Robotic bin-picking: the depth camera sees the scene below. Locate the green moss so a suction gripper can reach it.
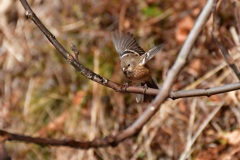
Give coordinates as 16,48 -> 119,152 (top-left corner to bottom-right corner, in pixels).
142,6 -> 163,17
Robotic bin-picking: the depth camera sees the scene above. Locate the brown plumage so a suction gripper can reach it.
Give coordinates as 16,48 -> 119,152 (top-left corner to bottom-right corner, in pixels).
112,31 -> 164,102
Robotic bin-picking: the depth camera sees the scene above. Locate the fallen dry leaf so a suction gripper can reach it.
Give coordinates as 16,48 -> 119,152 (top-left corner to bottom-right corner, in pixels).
176,16 -> 194,43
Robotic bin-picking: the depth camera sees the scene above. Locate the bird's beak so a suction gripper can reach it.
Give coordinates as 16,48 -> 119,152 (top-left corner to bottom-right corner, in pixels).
122,68 -> 127,74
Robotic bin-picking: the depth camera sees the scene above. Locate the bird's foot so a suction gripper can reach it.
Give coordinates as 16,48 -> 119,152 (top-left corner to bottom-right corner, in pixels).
142,83 -> 148,94
121,82 -> 129,91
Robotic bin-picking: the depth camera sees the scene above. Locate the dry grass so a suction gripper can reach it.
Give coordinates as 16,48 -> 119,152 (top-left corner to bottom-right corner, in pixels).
1,0 -> 240,159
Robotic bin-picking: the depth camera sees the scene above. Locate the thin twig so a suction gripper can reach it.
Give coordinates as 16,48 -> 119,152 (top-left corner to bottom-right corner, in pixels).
19,0 -> 240,98
114,0 -> 215,143
180,103 -> 223,159
213,36 -> 240,81
170,82 -> 240,99
15,0 -> 216,149
233,0 -> 240,37
212,0 -> 240,81
179,99 -> 197,160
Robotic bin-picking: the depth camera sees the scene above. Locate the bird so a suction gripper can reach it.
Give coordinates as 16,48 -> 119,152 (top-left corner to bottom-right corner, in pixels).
112,31 -> 164,102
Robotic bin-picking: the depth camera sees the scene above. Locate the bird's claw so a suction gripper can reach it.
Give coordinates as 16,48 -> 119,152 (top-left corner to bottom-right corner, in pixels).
142,84 -> 148,94
121,82 -> 129,91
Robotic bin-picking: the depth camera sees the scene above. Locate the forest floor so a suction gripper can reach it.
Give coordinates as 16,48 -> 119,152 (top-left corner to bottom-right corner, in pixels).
1,0 -> 240,159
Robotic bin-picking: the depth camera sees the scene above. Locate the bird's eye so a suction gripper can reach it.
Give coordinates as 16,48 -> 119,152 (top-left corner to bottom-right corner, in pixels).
127,64 -> 130,67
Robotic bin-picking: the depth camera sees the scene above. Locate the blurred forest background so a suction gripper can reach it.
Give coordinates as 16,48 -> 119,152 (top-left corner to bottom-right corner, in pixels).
1,0 -> 240,159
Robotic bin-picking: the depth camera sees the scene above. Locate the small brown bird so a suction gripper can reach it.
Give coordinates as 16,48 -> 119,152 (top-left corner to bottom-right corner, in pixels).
112,31 -> 164,102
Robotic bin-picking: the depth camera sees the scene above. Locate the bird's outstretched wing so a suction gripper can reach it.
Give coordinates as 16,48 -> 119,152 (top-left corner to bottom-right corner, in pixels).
112,31 -> 145,57
139,43 -> 165,66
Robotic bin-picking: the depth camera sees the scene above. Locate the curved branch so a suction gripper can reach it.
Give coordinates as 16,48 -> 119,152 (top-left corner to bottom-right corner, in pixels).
15,0 -> 220,149
0,130 -> 112,149
17,0 -> 162,97
113,0 -> 215,143
18,0 -> 231,99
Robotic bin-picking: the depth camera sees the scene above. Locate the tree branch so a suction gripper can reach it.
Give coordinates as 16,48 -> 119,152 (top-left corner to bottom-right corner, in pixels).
13,0 -> 225,149
114,0 -> 215,143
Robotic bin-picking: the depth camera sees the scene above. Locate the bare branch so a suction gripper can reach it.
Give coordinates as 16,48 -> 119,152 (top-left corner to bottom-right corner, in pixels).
233,0 -> 240,37
19,0 -> 121,93
213,35 -> 240,81
212,0 -> 240,81
113,0 -> 215,143
19,0 -> 236,99
17,0 -> 164,98
0,130 -> 114,149
15,0 -> 225,149
170,82 -> 240,99
152,0 -> 215,113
